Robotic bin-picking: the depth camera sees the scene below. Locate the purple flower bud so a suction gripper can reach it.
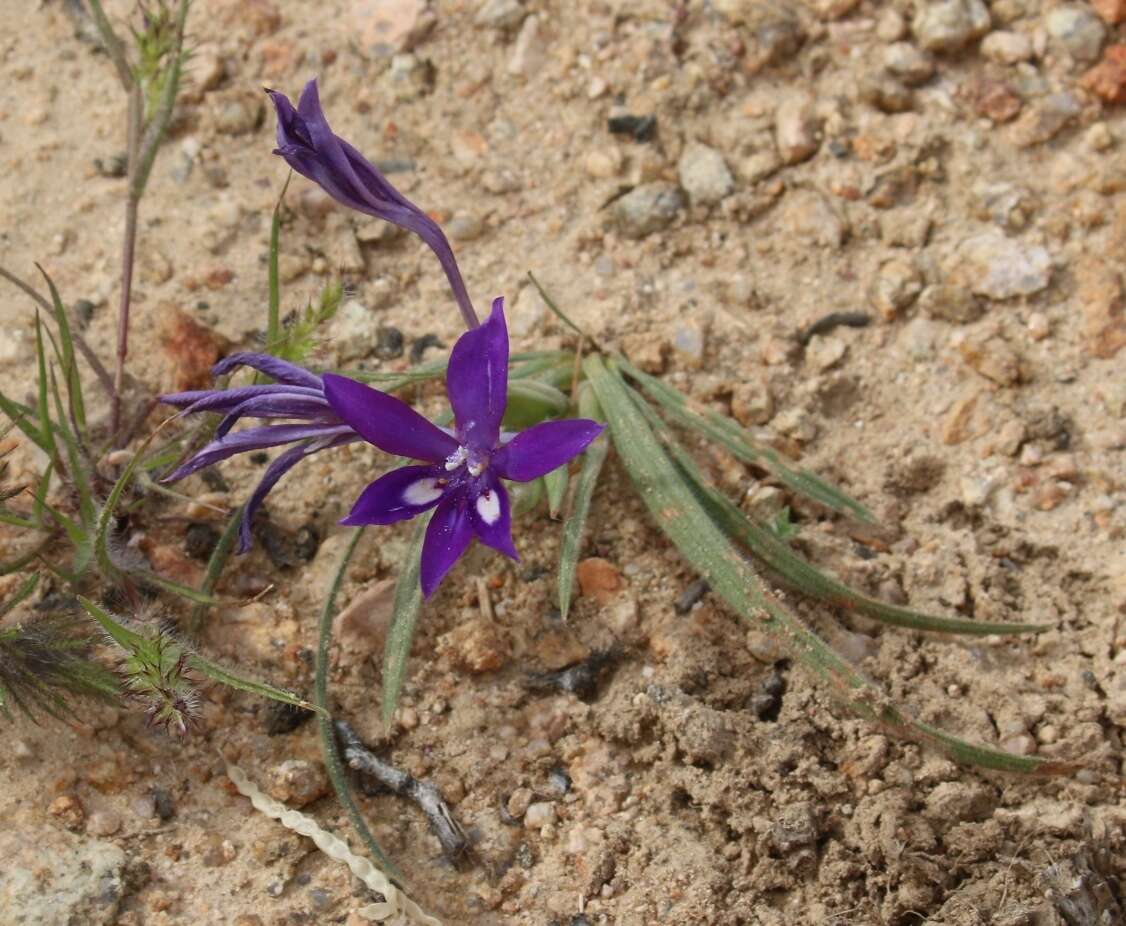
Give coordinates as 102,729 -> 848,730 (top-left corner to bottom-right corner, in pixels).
266,79 -> 479,330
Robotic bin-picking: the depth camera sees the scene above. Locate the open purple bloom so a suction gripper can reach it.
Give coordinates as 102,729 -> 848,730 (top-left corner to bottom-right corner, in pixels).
323,300 -> 604,598
266,79 -> 479,330
160,353 -> 360,552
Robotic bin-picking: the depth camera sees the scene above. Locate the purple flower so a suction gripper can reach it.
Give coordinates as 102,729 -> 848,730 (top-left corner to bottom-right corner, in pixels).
266,79 -> 479,330
160,353 -> 360,552
323,300 -> 604,597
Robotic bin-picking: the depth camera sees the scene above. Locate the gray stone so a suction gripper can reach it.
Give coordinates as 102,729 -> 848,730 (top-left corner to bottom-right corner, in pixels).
783,190 -> 847,249
329,299 -> 381,362
1010,92 -> 1082,147
1045,5 -> 1105,62
447,212 -> 485,241
612,183 -> 685,239
913,0 -> 991,53
507,14 -> 545,77
0,829 -> 127,926
775,96 -> 820,164
980,30 -> 1032,64
677,142 -> 735,205
882,42 -> 936,85
475,0 -> 524,29
918,284 -> 985,323
771,802 -> 819,852
954,231 -> 1052,300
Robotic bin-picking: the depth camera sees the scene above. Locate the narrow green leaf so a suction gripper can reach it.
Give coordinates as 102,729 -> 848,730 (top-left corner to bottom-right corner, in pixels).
544,464 -> 569,519
79,595 -> 149,651
48,366 -> 95,537
382,515 -> 429,730
586,356 -> 1071,775
39,266 -> 85,432
503,380 -> 570,430
619,358 -> 875,524
624,384 -> 1047,637
0,511 -> 38,530
34,316 -> 59,467
526,271 -> 588,340
189,508 -> 243,635
0,391 -> 48,453
266,173 -> 291,356
32,461 -> 53,529
0,540 -> 52,577
0,573 -> 39,619
558,384 -> 608,621
315,526 -> 398,874
188,653 -> 325,716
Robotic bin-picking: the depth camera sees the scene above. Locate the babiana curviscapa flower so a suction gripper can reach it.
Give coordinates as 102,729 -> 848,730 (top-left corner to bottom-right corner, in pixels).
323,300 -> 603,597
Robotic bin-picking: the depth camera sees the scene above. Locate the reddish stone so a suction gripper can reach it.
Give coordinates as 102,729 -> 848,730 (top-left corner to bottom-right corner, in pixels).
160,308 -> 228,391
970,79 -> 1022,123
575,557 -> 624,606
1092,0 -> 1126,25
1082,45 -> 1126,103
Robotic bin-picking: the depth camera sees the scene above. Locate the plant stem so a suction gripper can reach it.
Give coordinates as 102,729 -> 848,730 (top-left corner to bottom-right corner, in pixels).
315,528 -> 398,876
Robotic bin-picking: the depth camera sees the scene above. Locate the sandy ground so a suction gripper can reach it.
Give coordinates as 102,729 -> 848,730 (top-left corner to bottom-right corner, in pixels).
1,0 -> 1125,923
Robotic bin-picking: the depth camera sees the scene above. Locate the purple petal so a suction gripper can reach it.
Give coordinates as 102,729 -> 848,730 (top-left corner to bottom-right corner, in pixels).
492,419 -> 605,482
163,423 -> 353,483
211,352 -> 322,390
237,433 -> 360,552
213,395 -> 336,436
469,474 -> 517,560
339,464 -> 448,526
420,495 -> 473,598
266,80 -> 478,328
160,383 -> 324,413
447,298 -> 508,451
322,373 -> 458,463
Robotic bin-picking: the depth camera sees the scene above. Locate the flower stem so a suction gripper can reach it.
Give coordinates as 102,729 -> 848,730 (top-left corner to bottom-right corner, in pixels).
315,527 -> 399,877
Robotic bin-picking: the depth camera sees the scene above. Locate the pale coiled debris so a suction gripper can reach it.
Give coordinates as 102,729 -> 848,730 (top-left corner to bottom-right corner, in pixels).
225,762 -> 441,925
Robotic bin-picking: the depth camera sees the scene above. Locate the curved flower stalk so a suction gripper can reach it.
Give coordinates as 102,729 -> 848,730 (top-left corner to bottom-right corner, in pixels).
160,352 -> 359,551
267,78 -> 479,330
324,300 -> 603,597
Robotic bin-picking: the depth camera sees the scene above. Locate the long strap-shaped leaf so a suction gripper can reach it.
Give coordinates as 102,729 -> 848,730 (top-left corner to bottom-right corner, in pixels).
558,385 -> 609,620
619,358 -> 874,523
625,386 -> 1049,637
382,515 -> 430,729
586,356 -> 1073,775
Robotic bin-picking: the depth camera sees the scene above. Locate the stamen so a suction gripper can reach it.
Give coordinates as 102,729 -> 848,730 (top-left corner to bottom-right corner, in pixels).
444,446 -> 468,471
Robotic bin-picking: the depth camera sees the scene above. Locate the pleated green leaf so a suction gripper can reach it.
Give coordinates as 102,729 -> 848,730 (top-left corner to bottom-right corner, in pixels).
620,358 -> 874,524
586,355 -> 1073,775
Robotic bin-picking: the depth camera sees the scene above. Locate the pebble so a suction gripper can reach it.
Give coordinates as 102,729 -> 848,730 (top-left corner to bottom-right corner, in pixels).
971,78 -> 1022,123
980,30 -> 1033,64
509,283 -> 548,337
1081,45 -> 1126,103
883,43 -> 936,85
672,319 -> 706,368
524,802 -> 556,829
86,810 -> 122,837
771,802 -> 819,853
353,0 -> 428,57
1027,311 -> 1050,340
266,759 -> 329,808
1075,256 -> 1126,358
912,0 -> 991,53
731,378 -> 774,425
160,309 -> 227,391
584,146 -> 622,179
508,14 -> 545,77
677,142 -> 735,206
956,334 -> 1022,386
334,578 -> 396,655
576,558 -> 623,606
783,190 -> 847,249
49,794 -> 86,831
876,8 -> 907,41
211,94 -> 263,136
868,259 -> 923,320
447,212 -> 485,241
611,183 -> 685,239
774,97 -> 820,165
860,74 -> 913,114
805,334 -> 847,371
953,231 -> 1051,300
439,618 -> 508,673
733,3 -> 805,73
330,299 -> 381,362
475,0 -> 524,30
185,522 -> 220,561
1044,5 -> 1105,62
506,788 -> 533,819
1010,92 -> 1081,147
1093,0 -> 1126,25
918,284 -> 984,323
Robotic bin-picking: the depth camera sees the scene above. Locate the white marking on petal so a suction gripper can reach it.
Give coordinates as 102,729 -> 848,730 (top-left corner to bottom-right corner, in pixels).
476,490 -> 501,526
403,478 -> 444,506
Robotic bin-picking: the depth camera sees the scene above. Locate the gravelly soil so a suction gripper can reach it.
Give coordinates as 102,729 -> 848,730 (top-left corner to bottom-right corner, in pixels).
1,1 -> 1125,924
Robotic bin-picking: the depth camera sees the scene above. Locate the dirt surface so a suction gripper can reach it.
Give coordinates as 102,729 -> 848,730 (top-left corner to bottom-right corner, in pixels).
2,0 -> 1126,923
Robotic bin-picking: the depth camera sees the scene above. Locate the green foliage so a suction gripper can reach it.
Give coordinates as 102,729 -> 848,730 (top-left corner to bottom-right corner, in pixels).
80,596 -> 321,733
381,517 -> 429,729
586,355 -> 1070,774
0,576 -> 119,722
267,279 -> 343,366
130,2 -> 191,124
